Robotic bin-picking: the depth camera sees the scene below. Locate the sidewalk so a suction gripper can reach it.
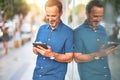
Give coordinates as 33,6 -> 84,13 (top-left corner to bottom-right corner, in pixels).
0,40 -> 80,80
0,40 -> 120,80
0,41 -> 36,80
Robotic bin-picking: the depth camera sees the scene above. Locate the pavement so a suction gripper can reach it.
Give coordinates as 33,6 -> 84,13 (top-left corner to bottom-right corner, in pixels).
0,39 -> 80,80
0,40 -> 36,80
0,39 -> 120,80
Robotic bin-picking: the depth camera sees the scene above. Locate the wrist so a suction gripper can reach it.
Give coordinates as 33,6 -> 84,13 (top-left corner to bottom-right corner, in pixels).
91,53 -> 100,60
50,52 -> 55,60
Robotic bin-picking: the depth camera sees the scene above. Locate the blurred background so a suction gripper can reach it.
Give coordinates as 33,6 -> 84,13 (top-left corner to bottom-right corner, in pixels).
0,0 -> 120,80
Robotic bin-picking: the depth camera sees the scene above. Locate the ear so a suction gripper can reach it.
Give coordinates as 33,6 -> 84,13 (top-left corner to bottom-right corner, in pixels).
86,11 -> 88,17
60,11 -> 63,16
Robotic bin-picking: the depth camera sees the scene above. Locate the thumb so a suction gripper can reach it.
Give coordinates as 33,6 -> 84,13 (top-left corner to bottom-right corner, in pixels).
47,45 -> 51,49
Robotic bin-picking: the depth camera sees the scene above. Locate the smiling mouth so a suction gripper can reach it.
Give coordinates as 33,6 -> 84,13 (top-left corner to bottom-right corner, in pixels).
49,21 -> 56,27
49,20 -> 54,23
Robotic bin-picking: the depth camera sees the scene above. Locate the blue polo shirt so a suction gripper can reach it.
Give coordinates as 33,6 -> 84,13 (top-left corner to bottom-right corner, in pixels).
74,20 -> 111,80
33,21 -> 73,80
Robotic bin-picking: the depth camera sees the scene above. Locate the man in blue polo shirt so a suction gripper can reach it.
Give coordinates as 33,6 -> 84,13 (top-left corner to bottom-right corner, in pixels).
32,0 -> 73,80
74,0 -> 116,80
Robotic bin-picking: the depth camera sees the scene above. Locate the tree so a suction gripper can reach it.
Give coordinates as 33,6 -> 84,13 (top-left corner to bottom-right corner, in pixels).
0,0 -> 30,19
102,0 -> 120,15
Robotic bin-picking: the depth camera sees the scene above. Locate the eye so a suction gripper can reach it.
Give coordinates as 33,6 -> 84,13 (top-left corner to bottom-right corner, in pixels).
46,15 -> 49,17
51,15 -> 56,17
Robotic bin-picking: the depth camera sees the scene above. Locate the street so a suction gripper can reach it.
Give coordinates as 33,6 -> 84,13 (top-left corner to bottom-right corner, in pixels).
0,40 -> 120,80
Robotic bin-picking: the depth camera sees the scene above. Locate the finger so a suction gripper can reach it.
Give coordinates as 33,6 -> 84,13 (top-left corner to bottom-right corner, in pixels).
36,48 -> 45,55
37,45 -> 47,50
33,48 -> 38,55
106,46 -> 115,51
47,45 -> 51,49
106,47 -> 116,54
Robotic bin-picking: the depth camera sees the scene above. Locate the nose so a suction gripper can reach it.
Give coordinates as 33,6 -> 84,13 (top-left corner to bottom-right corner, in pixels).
96,16 -> 102,21
47,16 -> 52,22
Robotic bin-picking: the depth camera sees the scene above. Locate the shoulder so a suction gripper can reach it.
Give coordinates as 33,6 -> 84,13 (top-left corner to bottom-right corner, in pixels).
38,23 -> 49,30
74,24 -> 85,33
61,23 -> 73,33
98,24 -> 106,31
99,24 -> 105,29
64,25 -> 73,31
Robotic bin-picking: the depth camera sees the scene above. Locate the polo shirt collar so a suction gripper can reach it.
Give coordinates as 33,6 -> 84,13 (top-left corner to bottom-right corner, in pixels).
83,19 -> 101,30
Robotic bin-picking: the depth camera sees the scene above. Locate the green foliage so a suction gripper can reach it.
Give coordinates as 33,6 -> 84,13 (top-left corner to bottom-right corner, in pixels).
75,4 -> 86,14
114,0 -> 120,14
102,0 -> 120,15
13,0 -> 30,17
0,0 -> 30,19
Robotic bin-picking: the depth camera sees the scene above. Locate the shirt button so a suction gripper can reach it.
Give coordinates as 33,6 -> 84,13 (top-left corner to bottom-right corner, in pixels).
104,66 -> 107,69
43,58 -> 46,60
41,67 -> 43,69
39,75 -> 42,77
48,38 -> 50,41
101,58 -> 104,60
97,39 -> 100,41
104,75 -> 107,77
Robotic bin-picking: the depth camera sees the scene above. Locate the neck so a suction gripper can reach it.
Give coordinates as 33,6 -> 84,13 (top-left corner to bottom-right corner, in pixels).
91,26 -> 97,30
50,20 -> 61,30
86,20 -> 97,30
51,26 -> 56,30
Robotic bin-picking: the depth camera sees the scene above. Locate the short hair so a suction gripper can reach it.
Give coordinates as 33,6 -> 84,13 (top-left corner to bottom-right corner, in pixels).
45,0 -> 62,13
86,0 -> 104,13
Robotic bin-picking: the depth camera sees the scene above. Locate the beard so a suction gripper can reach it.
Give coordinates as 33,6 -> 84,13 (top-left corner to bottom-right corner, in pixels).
49,20 -> 59,28
90,21 -> 100,28
49,21 -> 56,27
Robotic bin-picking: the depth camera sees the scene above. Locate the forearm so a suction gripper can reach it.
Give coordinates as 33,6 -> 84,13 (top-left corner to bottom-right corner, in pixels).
74,51 -> 108,63
33,46 -> 73,63
74,52 -> 94,63
53,52 -> 73,63
74,46 -> 117,63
